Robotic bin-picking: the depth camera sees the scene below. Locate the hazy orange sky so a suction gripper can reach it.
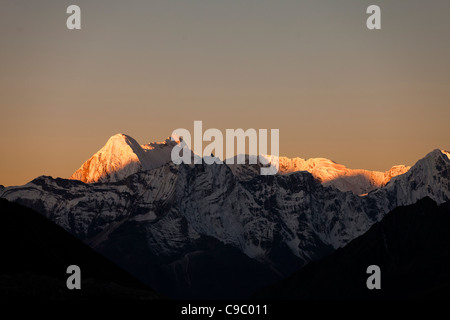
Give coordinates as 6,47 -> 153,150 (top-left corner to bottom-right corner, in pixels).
1,0 -> 450,186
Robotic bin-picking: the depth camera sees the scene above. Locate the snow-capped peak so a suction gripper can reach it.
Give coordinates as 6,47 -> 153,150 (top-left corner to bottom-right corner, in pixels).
440,149 -> 450,160
413,149 -> 450,168
229,154 -> 410,195
70,133 -> 413,194
276,156 -> 410,194
70,133 -> 177,183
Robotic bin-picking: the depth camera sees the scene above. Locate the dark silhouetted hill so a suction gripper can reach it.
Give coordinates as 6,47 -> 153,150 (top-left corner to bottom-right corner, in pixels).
0,198 -> 160,299
255,197 -> 450,299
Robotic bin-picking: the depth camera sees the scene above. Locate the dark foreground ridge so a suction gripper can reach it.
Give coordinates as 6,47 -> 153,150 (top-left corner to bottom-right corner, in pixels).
255,197 -> 450,299
0,198 -> 160,299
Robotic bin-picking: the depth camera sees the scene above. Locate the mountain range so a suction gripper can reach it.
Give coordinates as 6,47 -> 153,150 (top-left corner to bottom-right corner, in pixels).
69,133 -> 410,195
1,133 -> 449,298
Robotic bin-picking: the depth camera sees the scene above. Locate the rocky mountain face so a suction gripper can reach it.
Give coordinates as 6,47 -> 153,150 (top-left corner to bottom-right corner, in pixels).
255,197 -> 450,299
1,133 -> 449,298
362,149 -> 450,221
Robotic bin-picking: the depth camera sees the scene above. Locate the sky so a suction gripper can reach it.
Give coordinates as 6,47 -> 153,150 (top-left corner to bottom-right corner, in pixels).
1,0 -> 450,186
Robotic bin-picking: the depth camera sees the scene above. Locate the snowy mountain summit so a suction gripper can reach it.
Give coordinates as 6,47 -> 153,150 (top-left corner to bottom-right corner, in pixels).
70,133 -> 410,195
276,156 -> 410,194
70,134 -> 177,183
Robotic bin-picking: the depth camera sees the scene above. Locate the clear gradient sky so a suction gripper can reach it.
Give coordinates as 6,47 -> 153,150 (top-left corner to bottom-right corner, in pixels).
1,0 -> 450,186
